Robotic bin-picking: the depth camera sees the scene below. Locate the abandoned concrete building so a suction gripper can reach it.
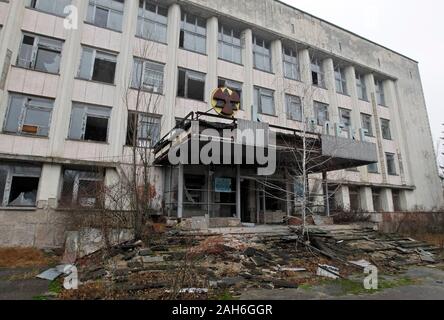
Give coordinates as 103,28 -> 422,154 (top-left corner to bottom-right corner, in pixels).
0,0 -> 442,247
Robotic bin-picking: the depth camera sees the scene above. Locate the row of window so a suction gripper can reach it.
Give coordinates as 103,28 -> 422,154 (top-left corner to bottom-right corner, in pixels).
24,0 -> 388,106
0,162 -> 104,208
3,93 -> 161,147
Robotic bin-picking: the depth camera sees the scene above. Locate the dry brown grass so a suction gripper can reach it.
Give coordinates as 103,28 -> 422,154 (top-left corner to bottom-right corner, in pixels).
0,247 -> 57,268
413,234 -> 444,249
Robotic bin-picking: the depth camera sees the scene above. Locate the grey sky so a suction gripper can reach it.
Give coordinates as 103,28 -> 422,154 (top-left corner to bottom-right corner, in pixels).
282,0 -> 444,146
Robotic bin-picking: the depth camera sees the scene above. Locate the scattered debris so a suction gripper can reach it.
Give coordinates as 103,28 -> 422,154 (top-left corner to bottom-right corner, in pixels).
178,288 -> 209,294
349,260 -> 372,269
37,265 -> 75,281
317,264 -> 340,279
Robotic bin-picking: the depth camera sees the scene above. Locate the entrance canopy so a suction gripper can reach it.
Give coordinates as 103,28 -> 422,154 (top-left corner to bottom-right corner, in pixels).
153,112 -> 378,174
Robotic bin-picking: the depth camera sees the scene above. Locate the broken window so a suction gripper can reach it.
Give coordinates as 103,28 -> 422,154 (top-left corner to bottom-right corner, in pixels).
0,164 -> 41,208
349,187 -> 361,212
137,0 -> 168,43
254,87 -> 275,115
26,0 -> 71,16
3,94 -> 54,137
314,101 -> 329,126
17,34 -> 63,74
311,57 -> 325,88
386,153 -> 397,176
177,68 -> 206,101
334,64 -> 347,94
339,108 -> 351,130
179,12 -> 206,54
218,25 -> 242,64
218,78 -> 242,107
356,73 -> 368,101
86,0 -> 125,31
126,112 -> 160,148
60,168 -> 104,208
78,47 -> 117,84
283,46 -> 299,80
68,103 -> 111,142
253,36 -> 272,72
131,58 -> 164,93
286,94 -> 302,121
375,79 -> 386,106
381,118 -> 392,140
361,113 -> 374,137
368,162 -> 379,174
372,188 -> 382,212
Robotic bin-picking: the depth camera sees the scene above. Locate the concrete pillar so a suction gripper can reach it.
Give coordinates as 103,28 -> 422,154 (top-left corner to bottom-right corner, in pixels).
177,164 -> 184,218
0,1 -> 25,121
162,3 -> 181,136
271,39 -> 285,123
322,58 -> 339,125
359,187 -> 374,212
236,165 -> 241,220
381,188 -> 394,212
49,0 -> 89,156
399,190 -> 413,211
37,164 -> 62,209
206,16 -> 218,107
322,172 -> 330,216
299,49 -> 314,119
385,80 -> 410,185
109,0 -> 139,157
335,185 -> 350,212
242,29 -> 254,120
367,73 -> 388,183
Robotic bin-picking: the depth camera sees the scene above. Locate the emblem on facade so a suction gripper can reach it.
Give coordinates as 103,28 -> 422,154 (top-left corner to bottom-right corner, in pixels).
211,87 -> 241,118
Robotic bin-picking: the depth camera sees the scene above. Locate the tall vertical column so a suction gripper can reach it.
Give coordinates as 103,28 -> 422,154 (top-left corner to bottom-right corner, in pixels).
162,3 -> 181,136
335,185 -> 351,212
236,165 -> 241,220
359,187 -> 374,212
177,164 -> 184,218
367,73 -> 388,183
206,16 -> 218,107
47,0 -> 88,156
323,58 -> 339,125
37,164 -> 63,209
385,80 -> 410,185
0,1 -> 25,121
271,39 -> 285,123
242,29 -> 254,120
299,49 -> 313,119
381,188 -> 394,212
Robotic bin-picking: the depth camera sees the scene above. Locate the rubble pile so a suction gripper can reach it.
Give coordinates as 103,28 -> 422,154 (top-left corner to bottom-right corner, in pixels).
59,225 -> 443,300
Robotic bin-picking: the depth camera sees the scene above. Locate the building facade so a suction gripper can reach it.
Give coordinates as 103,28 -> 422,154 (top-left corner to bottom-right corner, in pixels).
0,0 -> 442,247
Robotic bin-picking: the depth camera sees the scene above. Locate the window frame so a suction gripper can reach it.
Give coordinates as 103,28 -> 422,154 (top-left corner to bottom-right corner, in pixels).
356,73 -> 368,101
86,0 -> 125,32
385,152 -> 397,176
285,94 -> 302,122
126,111 -> 161,148
380,118 -> 392,140
3,93 -> 54,137
17,33 -> 63,74
375,79 -> 386,106
78,46 -> 117,84
131,57 -> 165,94
26,0 -> 71,17
314,101 -> 329,126
283,46 -> 300,81
253,36 -> 272,73
177,68 -> 206,102
136,0 -> 168,43
334,64 -> 347,95
361,113 -> 374,137
68,103 -> 112,143
218,25 -> 242,65
60,168 -> 104,208
254,86 -> 275,116
180,12 -> 207,55
368,162 -> 379,174
311,57 -> 325,89
218,78 -> 243,108
338,108 -> 352,130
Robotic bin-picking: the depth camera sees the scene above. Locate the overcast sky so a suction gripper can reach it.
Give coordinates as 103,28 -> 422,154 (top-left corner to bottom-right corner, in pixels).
282,0 -> 444,147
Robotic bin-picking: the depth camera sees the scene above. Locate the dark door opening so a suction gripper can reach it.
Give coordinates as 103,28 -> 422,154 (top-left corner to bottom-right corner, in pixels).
8,176 -> 39,207
240,180 -> 250,223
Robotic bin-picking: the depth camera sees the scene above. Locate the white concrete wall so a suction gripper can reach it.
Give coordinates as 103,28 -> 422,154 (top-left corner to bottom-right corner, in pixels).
0,0 -> 441,217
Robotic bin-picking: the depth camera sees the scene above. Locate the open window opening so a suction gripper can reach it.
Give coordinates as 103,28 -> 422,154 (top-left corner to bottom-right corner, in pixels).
60,168 -> 104,208
177,68 -> 206,101
0,164 -> 41,208
68,103 -> 111,143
